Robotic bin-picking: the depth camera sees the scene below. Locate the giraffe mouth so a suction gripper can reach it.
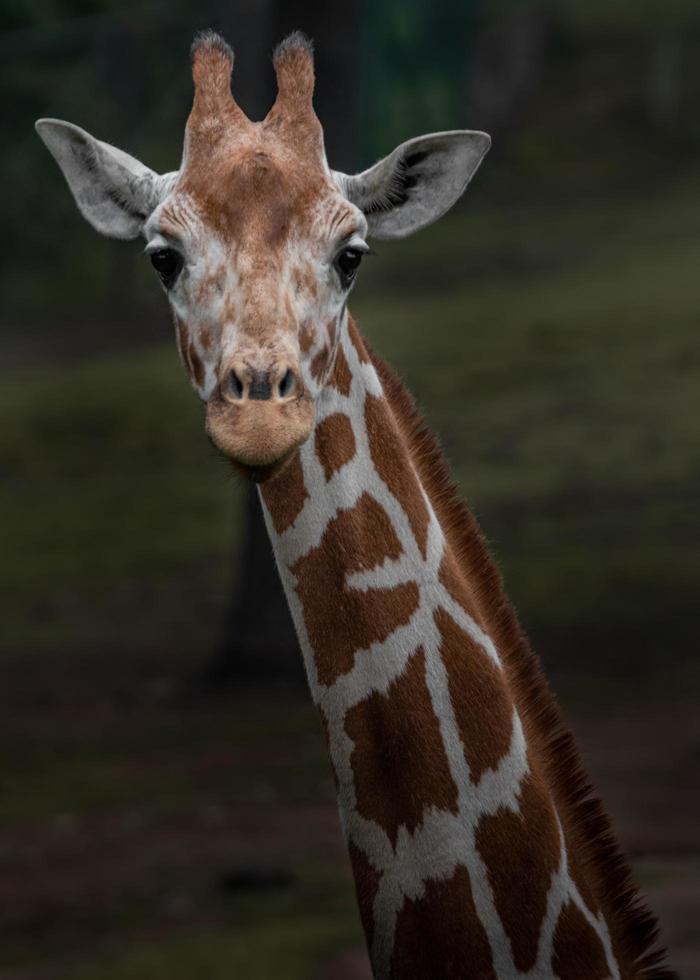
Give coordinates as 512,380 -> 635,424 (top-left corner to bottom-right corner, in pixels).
231,453 -> 296,484
204,393 -> 314,479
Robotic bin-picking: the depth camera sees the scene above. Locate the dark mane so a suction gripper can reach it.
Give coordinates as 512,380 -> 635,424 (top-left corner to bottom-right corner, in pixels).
363,326 -> 676,980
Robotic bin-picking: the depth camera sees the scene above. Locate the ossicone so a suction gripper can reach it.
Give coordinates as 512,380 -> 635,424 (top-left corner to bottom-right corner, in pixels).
272,30 -> 315,104
188,29 -> 248,133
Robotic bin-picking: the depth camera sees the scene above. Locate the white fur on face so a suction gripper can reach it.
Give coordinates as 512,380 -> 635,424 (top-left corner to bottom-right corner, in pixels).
144,186 -> 368,408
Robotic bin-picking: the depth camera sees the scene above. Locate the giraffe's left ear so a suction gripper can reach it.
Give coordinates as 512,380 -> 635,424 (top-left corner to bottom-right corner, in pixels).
35,118 -> 176,240
336,130 -> 490,240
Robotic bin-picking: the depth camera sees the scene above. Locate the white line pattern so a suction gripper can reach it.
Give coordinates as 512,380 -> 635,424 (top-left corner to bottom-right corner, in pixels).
261,312 -> 620,980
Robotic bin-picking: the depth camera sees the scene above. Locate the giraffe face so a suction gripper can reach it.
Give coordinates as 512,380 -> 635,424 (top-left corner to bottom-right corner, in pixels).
36,30 -> 490,480
143,145 -> 369,478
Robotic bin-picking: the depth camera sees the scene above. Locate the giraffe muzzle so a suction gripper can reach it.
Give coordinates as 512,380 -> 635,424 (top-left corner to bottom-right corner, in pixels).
205,359 -> 313,479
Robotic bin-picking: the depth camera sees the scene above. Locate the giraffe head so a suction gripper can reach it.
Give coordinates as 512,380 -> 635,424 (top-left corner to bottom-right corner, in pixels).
36,31 -> 490,480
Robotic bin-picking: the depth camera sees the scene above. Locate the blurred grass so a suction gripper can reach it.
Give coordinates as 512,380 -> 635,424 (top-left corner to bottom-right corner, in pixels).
0,344 -> 240,657
65,881 -> 361,980
0,688 -> 362,977
0,698 -> 326,825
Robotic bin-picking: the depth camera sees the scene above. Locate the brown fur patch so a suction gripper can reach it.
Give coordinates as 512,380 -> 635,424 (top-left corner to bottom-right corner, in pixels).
200,327 -> 212,350
260,450 -> 308,534
330,345 -> 353,396
291,492 -> 420,686
299,321 -> 314,354
314,412 -> 356,481
390,865 -> 497,979
475,771 -> 561,972
348,319 -> 370,363
292,265 -> 318,300
311,346 -> 330,383
438,552 -> 485,627
363,323 -> 674,979
552,901 -> 611,980
365,392 -> 430,559
348,842 -> 382,952
565,826 -> 600,917
434,607 -> 512,783
345,647 -> 458,847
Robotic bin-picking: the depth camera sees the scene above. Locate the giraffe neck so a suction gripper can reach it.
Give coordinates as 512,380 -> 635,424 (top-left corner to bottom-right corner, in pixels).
259,315 -> 666,980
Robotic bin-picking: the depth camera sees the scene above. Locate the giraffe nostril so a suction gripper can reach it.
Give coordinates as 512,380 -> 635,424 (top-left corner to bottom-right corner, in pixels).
228,369 -> 244,400
278,368 -> 296,398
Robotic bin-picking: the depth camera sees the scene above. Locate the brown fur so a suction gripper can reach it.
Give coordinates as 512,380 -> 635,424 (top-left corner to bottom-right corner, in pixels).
438,551 -> 486,627
314,412 -> 356,481
329,344 -> 353,396
434,606 -> 514,783
310,345 -> 330,383
390,865 -> 497,980
299,322 -> 315,354
260,450 -> 307,534
475,770 -> 562,971
365,392 -> 430,559
552,902 -> 611,980
357,319 -> 675,979
349,841 -> 382,952
344,646 -> 459,848
291,492 -> 420,687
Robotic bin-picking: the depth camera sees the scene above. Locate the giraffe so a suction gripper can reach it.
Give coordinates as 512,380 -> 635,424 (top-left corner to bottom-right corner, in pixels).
35,31 -> 676,980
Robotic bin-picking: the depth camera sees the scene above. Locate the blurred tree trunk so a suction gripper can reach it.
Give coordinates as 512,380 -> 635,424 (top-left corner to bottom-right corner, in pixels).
201,1 -> 360,689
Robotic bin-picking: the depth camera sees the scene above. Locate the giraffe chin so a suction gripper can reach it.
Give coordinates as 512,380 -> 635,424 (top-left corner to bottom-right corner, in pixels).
230,453 -> 294,484
205,395 -> 314,483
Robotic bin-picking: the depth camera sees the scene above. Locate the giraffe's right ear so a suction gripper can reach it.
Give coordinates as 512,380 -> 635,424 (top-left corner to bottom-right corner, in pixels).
35,118 -> 176,240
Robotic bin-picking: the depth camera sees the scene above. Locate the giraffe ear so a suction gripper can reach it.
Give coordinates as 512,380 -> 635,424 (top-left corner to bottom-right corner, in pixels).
337,130 -> 490,240
35,118 -> 176,240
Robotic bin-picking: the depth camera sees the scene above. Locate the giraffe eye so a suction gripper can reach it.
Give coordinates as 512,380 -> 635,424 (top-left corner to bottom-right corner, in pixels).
149,247 -> 183,288
334,247 -> 364,288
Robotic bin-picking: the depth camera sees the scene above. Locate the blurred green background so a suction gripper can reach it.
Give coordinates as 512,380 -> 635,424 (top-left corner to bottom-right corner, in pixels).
1,1 -> 698,977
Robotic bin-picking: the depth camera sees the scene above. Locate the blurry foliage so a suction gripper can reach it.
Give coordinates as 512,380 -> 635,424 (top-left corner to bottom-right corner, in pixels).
358,0 -> 480,156
561,0 -> 700,33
